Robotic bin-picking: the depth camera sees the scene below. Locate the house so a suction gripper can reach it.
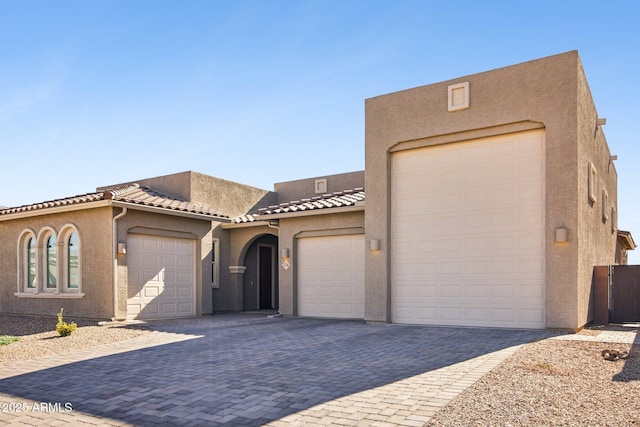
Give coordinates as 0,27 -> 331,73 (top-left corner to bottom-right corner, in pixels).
364,50 -> 619,330
0,172 -> 276,320
0,51 -> 630,330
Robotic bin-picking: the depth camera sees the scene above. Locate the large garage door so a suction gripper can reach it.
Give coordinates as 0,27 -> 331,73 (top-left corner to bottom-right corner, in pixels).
127,234 -> 196,320
391,131 -> 545,329
298,235 -> 365,319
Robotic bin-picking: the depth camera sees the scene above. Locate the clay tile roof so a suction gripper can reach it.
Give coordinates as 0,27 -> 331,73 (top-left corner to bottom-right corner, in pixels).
0,184 -> 228,219
256,188 -> 365,216
231,214 -> 260,224
110,185 -> 228,218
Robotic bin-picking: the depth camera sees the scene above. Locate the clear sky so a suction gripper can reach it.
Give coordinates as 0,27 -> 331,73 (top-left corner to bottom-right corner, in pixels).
2,1 -> 640,260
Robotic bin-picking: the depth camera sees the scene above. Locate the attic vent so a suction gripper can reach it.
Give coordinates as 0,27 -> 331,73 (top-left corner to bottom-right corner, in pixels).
448,82 -> 469,111
315,179 -> 327,194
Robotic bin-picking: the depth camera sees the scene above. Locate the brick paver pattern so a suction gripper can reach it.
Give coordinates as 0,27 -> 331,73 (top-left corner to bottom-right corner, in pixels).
0,314 -> 598,426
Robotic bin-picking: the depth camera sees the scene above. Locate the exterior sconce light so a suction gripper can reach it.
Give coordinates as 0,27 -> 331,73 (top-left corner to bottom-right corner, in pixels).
117,243 -> 127,254
370,239 -> 380,251
555,227 -> 568,243
281,248 -> 291,271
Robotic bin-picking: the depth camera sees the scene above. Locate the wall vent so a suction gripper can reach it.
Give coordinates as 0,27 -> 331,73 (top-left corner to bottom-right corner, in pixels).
315,179 -> 327,194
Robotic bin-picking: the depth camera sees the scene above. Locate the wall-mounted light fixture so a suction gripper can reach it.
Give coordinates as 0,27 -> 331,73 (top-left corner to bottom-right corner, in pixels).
281,248 -> 289,259
370,239 -> 380,251
555,227 -> 568,243
117,243 -> 127,254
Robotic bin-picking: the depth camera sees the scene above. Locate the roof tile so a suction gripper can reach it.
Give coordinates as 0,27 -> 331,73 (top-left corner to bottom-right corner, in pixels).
0,184 -> 228,219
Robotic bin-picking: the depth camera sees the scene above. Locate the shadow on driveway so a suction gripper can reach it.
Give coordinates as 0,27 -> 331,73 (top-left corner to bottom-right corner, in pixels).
0,314 -> 548,426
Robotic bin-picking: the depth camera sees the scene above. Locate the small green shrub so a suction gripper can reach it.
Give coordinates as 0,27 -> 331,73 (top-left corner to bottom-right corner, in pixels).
0,335 -> 19,346
56,308 -> 77,337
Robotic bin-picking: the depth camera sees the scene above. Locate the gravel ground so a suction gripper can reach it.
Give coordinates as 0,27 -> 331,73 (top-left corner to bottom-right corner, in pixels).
427,338 -> 640,426
0,315 -> 151,366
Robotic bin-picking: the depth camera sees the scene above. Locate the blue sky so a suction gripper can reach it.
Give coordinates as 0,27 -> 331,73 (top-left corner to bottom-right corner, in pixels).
2,1 -> 640,258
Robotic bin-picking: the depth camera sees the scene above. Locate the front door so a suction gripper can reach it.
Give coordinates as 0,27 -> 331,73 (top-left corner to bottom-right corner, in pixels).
258,245 -> 273,309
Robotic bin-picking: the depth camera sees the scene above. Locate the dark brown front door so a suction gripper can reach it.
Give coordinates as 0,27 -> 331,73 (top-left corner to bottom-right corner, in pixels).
259,246 -> 273,309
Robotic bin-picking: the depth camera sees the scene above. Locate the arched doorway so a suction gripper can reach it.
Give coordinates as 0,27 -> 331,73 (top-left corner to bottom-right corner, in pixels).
242,234 -> 278,311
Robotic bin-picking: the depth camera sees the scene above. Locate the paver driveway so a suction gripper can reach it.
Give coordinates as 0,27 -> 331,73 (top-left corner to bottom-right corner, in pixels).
0,314 -> 548,426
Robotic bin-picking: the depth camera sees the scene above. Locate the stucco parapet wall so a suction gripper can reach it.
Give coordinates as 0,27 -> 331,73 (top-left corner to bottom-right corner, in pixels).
0,184 -> 230,222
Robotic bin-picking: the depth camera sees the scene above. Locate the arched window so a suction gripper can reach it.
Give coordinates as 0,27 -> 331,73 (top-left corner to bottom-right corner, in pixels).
16,225 -> 84,297
27,237 -> 36,289
67,232 -> 79,289
46,234 -> 57,289
18,229 -> 38,293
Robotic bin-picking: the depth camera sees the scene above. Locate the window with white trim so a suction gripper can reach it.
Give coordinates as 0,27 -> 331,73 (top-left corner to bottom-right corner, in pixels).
45,234 -> 57,290
17,230 -> 38,293
59,225 -> 81,292
16,225 -> 84,297
27,237 -> 36,290
67,233 -> 80,289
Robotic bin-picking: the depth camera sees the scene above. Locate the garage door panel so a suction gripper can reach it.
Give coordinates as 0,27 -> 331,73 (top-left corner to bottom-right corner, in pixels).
127,235 -> 195,320
391,131 -> 545,329
298,235 -> 365,319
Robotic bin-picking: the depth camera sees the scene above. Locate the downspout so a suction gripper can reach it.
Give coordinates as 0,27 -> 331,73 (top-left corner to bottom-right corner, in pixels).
112,207 -> 128,321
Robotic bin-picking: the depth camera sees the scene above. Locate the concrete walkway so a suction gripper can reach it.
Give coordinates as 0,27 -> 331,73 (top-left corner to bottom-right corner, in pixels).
0,315 -> 635,426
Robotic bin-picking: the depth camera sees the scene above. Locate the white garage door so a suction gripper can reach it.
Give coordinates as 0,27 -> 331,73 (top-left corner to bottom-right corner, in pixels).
298,235 -> 365,319
127,234 -> 196,320
391,131 -> 545,329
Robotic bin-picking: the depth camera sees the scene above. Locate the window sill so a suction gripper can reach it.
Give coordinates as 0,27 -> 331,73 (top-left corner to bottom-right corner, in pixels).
15,292 -> 85,299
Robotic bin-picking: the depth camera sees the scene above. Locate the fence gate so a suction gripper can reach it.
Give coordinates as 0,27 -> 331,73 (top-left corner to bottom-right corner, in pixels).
611,265 -> 640,323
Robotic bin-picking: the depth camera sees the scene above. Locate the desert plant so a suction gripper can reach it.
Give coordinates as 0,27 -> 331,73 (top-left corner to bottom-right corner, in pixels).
0,335 -> 18,346
56,308 -> 77,337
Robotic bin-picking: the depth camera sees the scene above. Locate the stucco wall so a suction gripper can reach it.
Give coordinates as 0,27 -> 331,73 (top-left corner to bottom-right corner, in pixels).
115,209 -> 213,319
0,207 -> 114,319
277,210 -> 365,316
108,171 -> 276,218
365,51 -> 616,329
214,224 -> 277,312
576,59 -> 618,326
274,171 -> 364,204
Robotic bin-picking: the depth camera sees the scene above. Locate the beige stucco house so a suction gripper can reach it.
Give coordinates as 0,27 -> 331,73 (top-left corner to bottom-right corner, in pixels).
0,51 -> 629,330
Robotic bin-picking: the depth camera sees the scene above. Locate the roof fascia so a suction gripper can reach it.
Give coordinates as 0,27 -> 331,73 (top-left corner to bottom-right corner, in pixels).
221,221 -> 271,230
254,205 -> 364,220
0,200 -> 111,222
110,201 -> 231,223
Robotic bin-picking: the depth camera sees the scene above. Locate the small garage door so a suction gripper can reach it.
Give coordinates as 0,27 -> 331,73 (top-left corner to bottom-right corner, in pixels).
391,131 -> 545,329
298,235 -> 365,319
127,234 -> 195,320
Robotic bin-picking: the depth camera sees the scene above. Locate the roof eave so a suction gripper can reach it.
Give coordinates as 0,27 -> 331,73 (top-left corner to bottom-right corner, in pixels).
110,201 -> 231,222
0,200 -> 111,222
222,221 -> 272,230
256,204 -> 364,220
617,230 -> 637,250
